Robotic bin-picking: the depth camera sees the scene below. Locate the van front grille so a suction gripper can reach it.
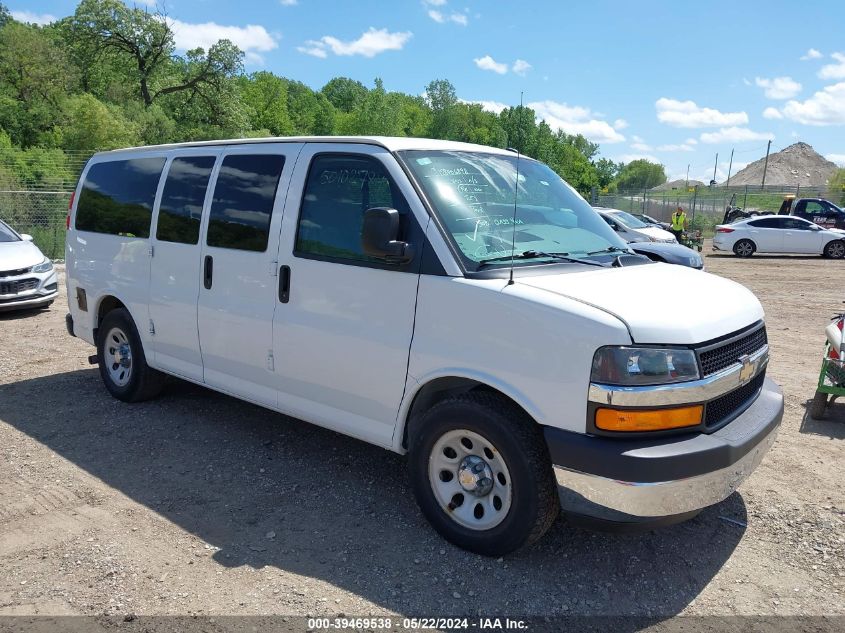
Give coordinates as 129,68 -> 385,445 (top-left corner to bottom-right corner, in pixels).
699,326 -> 768,376
704,371 -> 766,428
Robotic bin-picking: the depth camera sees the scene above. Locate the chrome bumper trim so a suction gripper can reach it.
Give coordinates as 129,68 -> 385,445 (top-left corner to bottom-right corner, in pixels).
588,345 -> 768,407
553,420 -> 779,518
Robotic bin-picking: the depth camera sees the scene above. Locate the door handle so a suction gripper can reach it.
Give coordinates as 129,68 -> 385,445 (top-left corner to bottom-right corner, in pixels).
204,255 -> 213,290
279,265 -> 290,303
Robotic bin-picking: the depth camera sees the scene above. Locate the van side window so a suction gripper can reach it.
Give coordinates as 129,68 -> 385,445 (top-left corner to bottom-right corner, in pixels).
156,156 -> 216,245
207,154 -> 285,252
295,154 -> 409,262
75,158 -> 166,238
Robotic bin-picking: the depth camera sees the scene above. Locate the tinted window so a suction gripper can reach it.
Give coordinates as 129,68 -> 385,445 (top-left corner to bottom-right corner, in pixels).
295,154 -> 409,262
156,156 -> 216,245
0,221 -> 19,242
207,154 -> 285,252
784,218 -> 813,230
76,158 -> 166,238
748,217 -> 786,229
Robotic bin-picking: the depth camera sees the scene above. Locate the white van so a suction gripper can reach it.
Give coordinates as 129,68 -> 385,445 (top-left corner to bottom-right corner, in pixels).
65,137 -> 782,556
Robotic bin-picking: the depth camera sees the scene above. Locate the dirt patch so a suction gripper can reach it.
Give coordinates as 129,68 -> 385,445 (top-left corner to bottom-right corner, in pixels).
0,255 -> 842,619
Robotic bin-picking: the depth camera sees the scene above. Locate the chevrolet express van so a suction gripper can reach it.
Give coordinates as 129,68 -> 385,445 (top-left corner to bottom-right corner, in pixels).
65,137 -> 783,556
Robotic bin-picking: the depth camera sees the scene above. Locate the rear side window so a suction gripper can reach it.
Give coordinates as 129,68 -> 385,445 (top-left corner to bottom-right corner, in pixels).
748,218 -> 783,229
75,158 -> 166,238
156,156 -> 217,245
206,154 -> 285,252
295,154 -> 409,262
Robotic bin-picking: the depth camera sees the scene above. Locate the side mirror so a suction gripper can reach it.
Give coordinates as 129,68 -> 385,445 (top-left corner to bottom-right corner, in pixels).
20,233 -> 33,242
361,207 -> 414,263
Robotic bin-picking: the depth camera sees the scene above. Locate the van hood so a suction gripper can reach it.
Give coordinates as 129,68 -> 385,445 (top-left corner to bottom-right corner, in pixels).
0,240 -> 45,271
515,263 -> 763,344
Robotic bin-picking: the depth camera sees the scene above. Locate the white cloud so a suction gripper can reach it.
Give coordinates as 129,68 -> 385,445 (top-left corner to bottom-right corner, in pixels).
827,154 -> 845,167
474,55 -> 508,74
656,142 -> 696,152
754,76 -> 802,100
528,100 -> 625,144
781,82 -> 845,126
763,106 -> 784,119
699,127 -> 774,144
169,19 -> 278,64
280,0 -> 298,5
613,119 -> 628,130
616,153 -> 661,164
461,99 -> 509,114
10,10 -> 57,25
819,52 -> 845,80
656,98 -> 748,128
512,59 -> 532,76
299,27 -> 412,58
801,48 -> 822,60
630,141 -> 652,151
424,0 -> 447,5
427,9 -> 467,25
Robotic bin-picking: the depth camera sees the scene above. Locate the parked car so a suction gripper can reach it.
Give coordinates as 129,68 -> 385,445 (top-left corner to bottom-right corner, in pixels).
714,215 -> 845,258
629,241 -> 704,269
0,219 -> 58,312
778,196 -> 845,229
595,208 -> 677,242
65,137 -> 782,556
631,212 -> 671,232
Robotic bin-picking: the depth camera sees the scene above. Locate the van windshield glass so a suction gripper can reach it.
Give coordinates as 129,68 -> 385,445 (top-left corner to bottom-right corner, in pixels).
398,150 -> 627,270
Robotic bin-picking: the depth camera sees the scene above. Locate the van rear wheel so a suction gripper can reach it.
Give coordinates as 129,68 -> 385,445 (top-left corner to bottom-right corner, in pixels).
96,308 -> 163,403
408,392 -> 559,556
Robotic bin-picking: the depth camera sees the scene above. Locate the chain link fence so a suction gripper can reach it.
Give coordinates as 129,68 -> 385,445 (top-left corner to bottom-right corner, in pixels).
0,149 -> 91,260
592,184 -> 841,236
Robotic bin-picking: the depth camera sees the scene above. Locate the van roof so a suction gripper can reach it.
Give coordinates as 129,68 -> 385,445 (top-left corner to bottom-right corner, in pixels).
93,136 -> 518,158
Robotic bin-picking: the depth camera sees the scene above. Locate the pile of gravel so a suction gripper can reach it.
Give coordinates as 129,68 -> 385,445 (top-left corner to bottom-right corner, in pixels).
726,142 -> 838,187
651,178 -> 705,192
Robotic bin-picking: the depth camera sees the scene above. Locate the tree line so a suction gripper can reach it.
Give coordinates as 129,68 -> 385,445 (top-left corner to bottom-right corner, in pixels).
0,0 -> 667,194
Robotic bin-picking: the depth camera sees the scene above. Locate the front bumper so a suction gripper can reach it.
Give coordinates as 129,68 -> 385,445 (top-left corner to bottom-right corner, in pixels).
0,270 -> 58,312
545,377 -> 783,521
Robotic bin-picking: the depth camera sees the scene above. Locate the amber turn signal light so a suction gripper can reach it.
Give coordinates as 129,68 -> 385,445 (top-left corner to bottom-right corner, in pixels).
595,405 -> 703,432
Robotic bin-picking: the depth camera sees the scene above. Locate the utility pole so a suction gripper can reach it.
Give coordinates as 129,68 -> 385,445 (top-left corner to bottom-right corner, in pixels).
685,164 -> 690,188
761,140 -> 772,188
726,148 -> 735,187
712,153 -> 719,185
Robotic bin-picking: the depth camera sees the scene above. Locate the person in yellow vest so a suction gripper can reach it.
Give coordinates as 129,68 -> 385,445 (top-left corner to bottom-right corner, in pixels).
670,207 -> 687,242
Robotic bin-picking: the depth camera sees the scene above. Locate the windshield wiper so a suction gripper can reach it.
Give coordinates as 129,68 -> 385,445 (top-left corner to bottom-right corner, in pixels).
478,250 -> 607,268
585,246 -> 631,256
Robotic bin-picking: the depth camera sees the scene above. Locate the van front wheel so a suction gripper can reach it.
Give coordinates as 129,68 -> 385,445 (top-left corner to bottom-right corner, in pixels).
96,308 -> 163,403
408,392 -> 559,556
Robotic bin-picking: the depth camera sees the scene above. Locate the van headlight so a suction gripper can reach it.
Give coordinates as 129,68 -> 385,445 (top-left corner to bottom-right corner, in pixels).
591,346 -> 700,386
32,258 -> 53,273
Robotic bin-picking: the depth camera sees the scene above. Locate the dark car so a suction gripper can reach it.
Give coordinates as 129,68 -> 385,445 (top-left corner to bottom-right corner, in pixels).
631,212 -> 672,231
629,241 -> 704,269
779,196 -> 845,229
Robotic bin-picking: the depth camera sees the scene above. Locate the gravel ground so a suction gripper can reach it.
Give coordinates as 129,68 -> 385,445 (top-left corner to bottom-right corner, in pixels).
0,246 -> 843,622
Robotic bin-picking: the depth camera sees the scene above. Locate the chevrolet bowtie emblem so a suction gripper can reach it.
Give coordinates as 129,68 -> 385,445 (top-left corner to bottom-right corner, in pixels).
738,354 -> 754,385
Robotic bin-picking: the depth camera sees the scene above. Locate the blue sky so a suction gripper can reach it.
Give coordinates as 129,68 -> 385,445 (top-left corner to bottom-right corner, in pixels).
9,0 -> 845,182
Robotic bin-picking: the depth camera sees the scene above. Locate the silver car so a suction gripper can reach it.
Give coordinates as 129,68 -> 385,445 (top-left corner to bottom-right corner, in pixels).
0,220 -> 58,312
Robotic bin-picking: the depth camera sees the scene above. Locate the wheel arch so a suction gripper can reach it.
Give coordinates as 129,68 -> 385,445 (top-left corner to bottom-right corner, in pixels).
93,294 -> 129,341
394,374 -> 540,453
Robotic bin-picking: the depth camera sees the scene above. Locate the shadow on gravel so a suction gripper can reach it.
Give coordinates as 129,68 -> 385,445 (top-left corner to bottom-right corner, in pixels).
0,306 -> 52,321
800,400 -> 845,440
0,369 -> 747,618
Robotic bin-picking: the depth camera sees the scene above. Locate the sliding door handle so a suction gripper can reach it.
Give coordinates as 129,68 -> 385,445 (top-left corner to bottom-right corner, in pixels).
203,255 -> 213,290
279,265 -> 290,303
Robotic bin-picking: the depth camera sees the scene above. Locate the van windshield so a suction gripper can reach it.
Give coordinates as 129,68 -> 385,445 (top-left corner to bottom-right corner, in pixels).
399,150 -> 628,271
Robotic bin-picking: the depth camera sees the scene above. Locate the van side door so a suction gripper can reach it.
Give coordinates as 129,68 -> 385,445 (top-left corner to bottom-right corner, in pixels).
197,143 -> 304,406
271,144 -> 427,447
148,151 -> 220,381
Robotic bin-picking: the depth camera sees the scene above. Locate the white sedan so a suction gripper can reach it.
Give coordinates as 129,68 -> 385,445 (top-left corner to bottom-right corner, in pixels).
713,215 -> 845,258
595,208 -> 677,243
0,220 -> 58,311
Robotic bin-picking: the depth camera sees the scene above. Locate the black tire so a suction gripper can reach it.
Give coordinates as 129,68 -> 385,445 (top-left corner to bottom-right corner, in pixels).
407,391 -> 559,556
96,308 -> 164,403
733,239 -> 755,258
823,240 -> 845,259
810,390 -> 828,419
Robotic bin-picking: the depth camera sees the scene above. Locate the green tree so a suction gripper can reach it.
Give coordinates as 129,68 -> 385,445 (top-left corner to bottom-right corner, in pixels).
0,3 -> 10,28
594,158 -> 621,189
321,77 -> 367,113
69,0 -> 243,108
240,71 -> 293,136
614,159 -> 667,191
52,93 -> 139,150
425,78 -> 458,139
829,168 -> 845,206
344,78 -> 403,136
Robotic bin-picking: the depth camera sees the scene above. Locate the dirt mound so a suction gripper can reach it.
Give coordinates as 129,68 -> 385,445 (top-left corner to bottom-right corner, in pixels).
651,178 -> 705,191
726,142 -> 837,187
